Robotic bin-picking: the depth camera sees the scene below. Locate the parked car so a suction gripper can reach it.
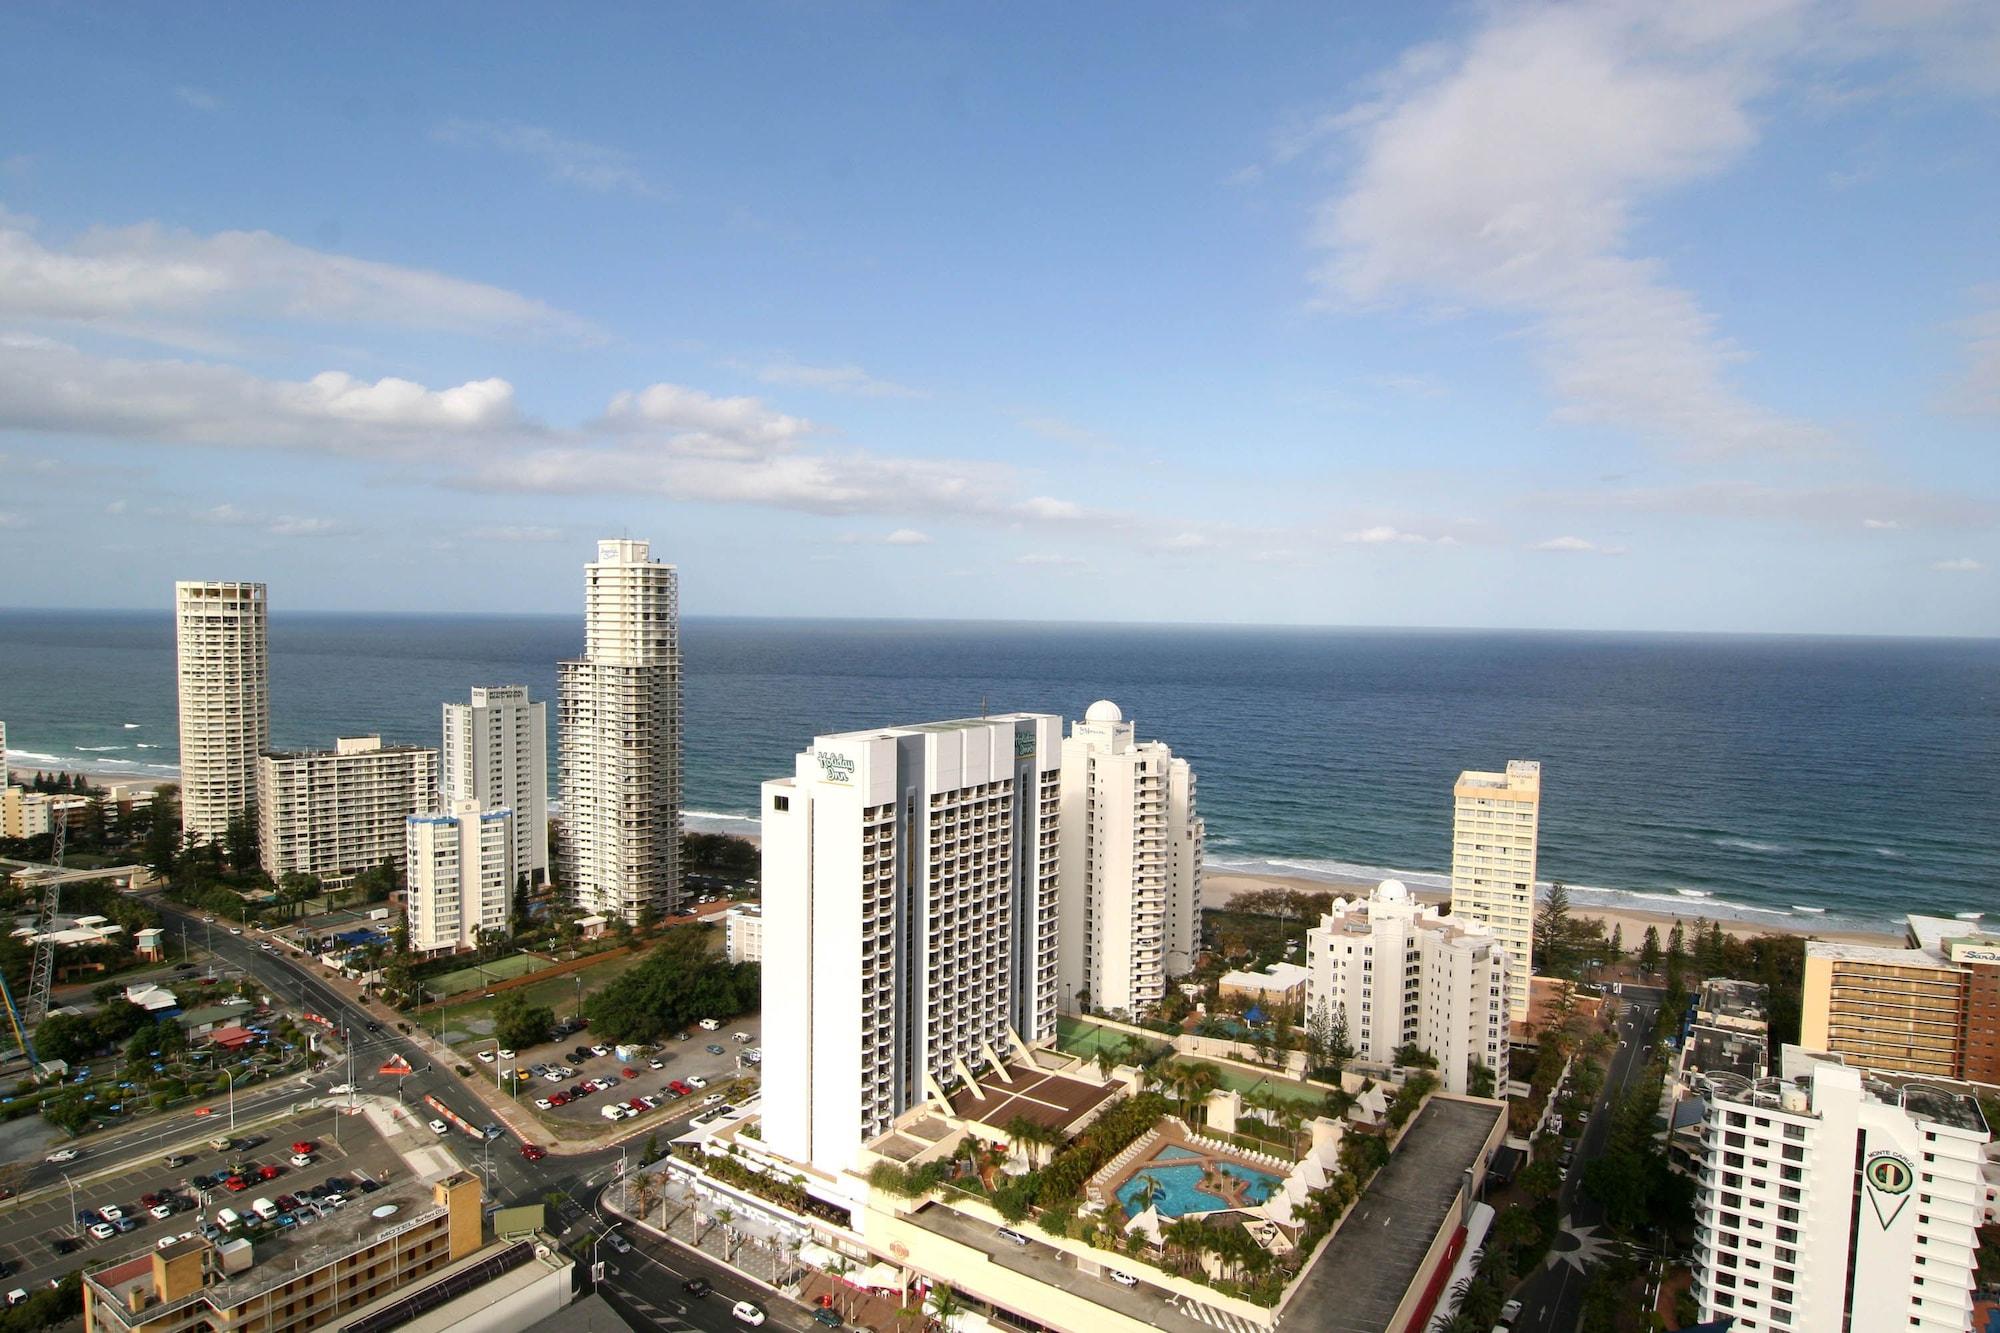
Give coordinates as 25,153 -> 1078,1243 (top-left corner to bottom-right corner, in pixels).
811,1310 -> 843,1328
428,1120 -> 449,1135
648,1057 -> 666,1069
88,1223 -> 116,1241
698,1019 -> 721,1031
163,1154 -> 192,1169
1108,1270 -> 1138,1287
290,1153 -> 313,1168
590,1045 -> 611,1058
149,1204 -> 174,1220
705,1044 -> 726,1055
476,1051 -> 496,1064
100,1206 -> 126,1222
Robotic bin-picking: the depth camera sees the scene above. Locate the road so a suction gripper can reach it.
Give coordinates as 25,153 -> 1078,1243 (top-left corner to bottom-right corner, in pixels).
7,900 -> 811,1329
1511,987 -> 1663,1333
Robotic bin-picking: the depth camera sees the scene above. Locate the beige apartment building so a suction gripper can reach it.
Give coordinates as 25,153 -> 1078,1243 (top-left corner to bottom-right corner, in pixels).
1449,759 -> 1541,1021
173,581 -> 269,842
1801,914 -> 2000,1084
257,735 -> 437,888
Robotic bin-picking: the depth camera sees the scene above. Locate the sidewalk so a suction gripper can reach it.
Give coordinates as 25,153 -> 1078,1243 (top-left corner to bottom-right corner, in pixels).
603,1157 -> 804,1295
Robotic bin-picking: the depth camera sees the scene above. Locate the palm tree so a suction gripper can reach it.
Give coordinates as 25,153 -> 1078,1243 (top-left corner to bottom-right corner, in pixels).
927,1282 -> 964,1333
1132,1171 -> 1166,1215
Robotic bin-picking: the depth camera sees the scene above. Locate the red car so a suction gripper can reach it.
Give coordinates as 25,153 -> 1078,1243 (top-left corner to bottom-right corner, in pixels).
621,1067 -> 639,1080
519,1144 -> 547,1163
224,1176 -> 248,1192
290,1142 -> 314,1155
627,1098 -> 646,1111
257,1165 -> 281,1181
668,1080 -> 692,1096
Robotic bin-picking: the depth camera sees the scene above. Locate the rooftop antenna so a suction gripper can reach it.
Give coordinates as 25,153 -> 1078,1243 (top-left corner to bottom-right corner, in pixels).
981,695 -> 988,718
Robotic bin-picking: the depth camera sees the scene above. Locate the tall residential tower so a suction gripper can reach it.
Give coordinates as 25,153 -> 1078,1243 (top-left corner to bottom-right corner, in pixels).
1449,759 -> 1540,1021
760,712 -> 1063,1175
173,581 -> 269,842
556,539 -> 683,924
442,685 -> 548,884
1056,700 -> 1203,1018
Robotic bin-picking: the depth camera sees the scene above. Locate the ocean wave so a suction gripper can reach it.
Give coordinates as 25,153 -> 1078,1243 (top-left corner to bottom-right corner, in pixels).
686,810 -> 759,824
1711,838 -> 1786,854
122,722 -> 141,729
1790,905 -> 1826,914
135,743 -> 158,749
1956,911 -> 1984,921
1677,888 -> 1714,898
1212,854 -> 1452,893
75,745 -> 128,752
1874,847 -> 1904,859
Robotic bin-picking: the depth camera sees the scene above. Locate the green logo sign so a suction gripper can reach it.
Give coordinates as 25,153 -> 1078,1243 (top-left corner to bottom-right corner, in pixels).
814,751 -> 856,785
1014,729 -> 1036,758
1863,1151 -> 1915,1230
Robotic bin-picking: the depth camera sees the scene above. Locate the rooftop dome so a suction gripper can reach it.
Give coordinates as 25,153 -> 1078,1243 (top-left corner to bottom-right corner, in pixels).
1084,699 -> 1123,723
1375,878 -> 1410,903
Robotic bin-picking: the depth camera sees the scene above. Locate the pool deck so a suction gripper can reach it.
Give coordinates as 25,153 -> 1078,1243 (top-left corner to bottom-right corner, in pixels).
1102,1123 -> 1287,1218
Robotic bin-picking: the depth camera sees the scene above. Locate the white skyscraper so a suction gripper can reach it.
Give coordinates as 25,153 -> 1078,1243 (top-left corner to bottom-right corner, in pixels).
1303,879 -> 1509,1095
256,735 -> 438,888
174,581 -> 269,842
406,800 -> 516,953
760,712 -> 1063,1175
442,686 -> 548,885
1056,700 -> 1203,1018
557,539 -> 683,924
1692,1051 -> 1989,1332
1449,759 -> 1541,1021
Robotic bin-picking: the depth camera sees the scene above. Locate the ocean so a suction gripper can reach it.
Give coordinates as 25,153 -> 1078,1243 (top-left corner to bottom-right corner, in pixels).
2,611 -> 1995,935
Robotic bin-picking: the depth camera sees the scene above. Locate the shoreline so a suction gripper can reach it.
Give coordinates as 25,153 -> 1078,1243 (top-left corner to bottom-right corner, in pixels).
1204,869 -> 1903,948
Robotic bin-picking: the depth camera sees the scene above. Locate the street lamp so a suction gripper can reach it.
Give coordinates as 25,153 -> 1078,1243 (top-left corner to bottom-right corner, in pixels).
222,1067 -> 238,1131
591,1222 -> 621,1287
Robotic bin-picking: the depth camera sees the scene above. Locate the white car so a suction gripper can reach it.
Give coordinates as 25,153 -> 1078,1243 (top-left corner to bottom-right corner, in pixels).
290,1153 -> 313,1167
99,1206 -> 125,1222
543,1071 -> 564,1083
44,1148 -> 79,1164
732,1032 -> 751,1043
149,1204 -> 174,1220
590,1044 -> 610,1058
428,1119 -> 449,1135
534,1098 -> 553,1110
698,1019 -> 721,1031
497,1048 -> 516,1059
1108,1270 -> 1138,1288
328,1083 -> 355,1094
88,1223 -> 115,1241
476,1051 -> 496,1064
701,1093 -> 724,1105
731,1299 -> 767,1326
686,1075 -> 708,1089
648,1058 -> 666,1069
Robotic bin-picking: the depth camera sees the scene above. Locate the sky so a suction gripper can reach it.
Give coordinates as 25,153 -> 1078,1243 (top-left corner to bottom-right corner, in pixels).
0,1 -> 1995,634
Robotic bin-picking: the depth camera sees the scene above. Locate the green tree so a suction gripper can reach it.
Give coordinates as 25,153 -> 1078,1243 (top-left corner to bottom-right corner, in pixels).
143,790 -> 182,882
1534,880 -> 1572,978
493,993 -> 557,1051
1637,925 -> 1661,975
1607,922 -> 1624,960
224,805 -> 259,872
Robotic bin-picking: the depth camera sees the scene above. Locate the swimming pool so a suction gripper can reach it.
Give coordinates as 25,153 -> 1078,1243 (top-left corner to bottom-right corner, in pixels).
1115,1143 -> 1283,1218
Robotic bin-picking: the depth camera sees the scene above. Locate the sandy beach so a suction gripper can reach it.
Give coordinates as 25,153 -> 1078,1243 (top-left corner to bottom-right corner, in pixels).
1205,869 -> 1902,948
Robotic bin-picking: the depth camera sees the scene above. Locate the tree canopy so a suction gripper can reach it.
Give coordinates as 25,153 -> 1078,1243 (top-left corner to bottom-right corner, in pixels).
582,928 -> 758,1043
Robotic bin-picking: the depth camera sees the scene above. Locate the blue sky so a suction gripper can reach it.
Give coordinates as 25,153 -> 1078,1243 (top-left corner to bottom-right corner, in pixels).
1,1 -> 1995,633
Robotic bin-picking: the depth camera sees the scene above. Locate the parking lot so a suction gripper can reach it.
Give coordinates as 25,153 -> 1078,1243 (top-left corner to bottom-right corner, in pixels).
0,1105 -> 408,1294
468,1013 -> 763,1138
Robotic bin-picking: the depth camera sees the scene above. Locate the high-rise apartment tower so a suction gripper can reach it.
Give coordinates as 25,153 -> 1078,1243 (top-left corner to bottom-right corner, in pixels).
174,581 -> 270,843
442,685 -> 548,884
256,735 -> 437,888
1056,701 -> 1203,1018
556,539 -> 682,924
760,713 -> 1063,1174
1449,759 -> 1540,1021
406,800 -> 516,953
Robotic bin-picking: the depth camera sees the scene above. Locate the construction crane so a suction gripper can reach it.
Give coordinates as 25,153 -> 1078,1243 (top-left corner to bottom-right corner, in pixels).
1,810 -> 64,1069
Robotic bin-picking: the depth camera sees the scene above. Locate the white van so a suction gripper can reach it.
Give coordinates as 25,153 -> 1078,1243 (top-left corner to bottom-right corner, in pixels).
600,1103 -> 626,1121
215,1208 -> 242,1230
250,1198 -> 278,1222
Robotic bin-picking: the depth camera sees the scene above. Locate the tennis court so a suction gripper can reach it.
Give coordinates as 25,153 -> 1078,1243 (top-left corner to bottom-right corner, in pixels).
427,951 -> 550,995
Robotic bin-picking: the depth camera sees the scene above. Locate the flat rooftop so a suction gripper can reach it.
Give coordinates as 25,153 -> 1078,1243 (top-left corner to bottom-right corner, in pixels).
1697,979 -> 1768,1022
1805,939 -> 1954,967
1684,1024 -> 1767,1082
1287,1098 -> 1504,1333
1899,1085 -> 1989,1134
943,1061 -> 1121,1135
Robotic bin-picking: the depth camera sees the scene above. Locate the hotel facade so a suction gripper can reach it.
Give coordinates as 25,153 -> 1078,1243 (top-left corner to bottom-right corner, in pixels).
1802,914 -> 2000,1085
441,685 -> 548,885
557,539 -> 683,924
1056,700 -> 1203,1018
256,735 -> 437,888
173,581 -> 269,843
1448,759 -> 1541,1021
406,800 -> 515,953
1304,878 -> 1510,1095
760,712 -> 1063,1174
1691,1052 -> 1988,1332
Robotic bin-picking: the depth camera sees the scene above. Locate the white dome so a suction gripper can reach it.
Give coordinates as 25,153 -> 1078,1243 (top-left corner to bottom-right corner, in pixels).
1084,699 -> 1124,723
1375,878 -> 1410,903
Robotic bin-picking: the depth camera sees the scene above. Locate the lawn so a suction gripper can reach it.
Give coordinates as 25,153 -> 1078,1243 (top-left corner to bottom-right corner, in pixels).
1177,1059 -> 1328,1108
1055,1015 -> 1139,1059
433,952 -> 635,1049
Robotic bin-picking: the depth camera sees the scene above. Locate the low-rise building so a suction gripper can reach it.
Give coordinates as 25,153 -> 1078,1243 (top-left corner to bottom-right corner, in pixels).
1690,1048 -> 1990,1332
257,735 -> 438,889
1302,879 -> 1510,1095
722,902 -> 763,964
1217,961 -> 1309,1017
82,1171 -> 573,1333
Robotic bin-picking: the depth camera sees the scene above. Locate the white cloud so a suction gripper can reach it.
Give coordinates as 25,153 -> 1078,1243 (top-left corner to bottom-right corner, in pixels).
1862,517 -> 1899,529
1536,480 -> 1995,530
105,499 -> 127,515
466,525 -> 564,543
1018,415 -> 1115,450
1933,556 -> 1984,572
0,337 -> 522,454
1312,3 -> 1832,458
1017,496 -> 1085,521
1164,532 -> 1215,551
174,86 -> 221,112
600,383 -> 812,458
0,210 -> 593,339
0,510 -> 24,529
1342,524 -> 1429,544
1533,535 -> 1626,554
186,503 -> 343,537
1012,552 -> 1086,567
432,119 -> 662,199
753,359 -> 924,399
837,528 -> 934,546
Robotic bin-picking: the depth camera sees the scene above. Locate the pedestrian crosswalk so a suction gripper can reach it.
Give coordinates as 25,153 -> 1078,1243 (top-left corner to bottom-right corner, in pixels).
1174,1297 -> 1267,1333
606,1281 -> 695,1330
